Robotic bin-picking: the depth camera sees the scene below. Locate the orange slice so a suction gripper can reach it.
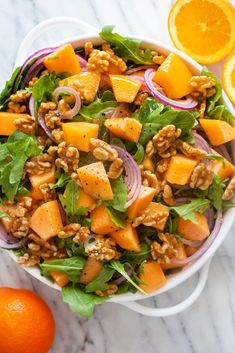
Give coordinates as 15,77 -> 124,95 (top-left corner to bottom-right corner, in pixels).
223,52 -> 235,104
168,0 -> 235,64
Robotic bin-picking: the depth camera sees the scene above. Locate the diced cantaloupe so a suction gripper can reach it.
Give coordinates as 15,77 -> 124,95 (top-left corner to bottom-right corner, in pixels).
199,119 -> 235,146
160,243 -> 187,269
110,223 -> 140,251
128,185 -> 156,220
43,44 -> 82,75
139,261 -> 167,293
211,150 -> 235,180
108,63 -> 123,74
185,246 -> 198,257
30,167 -> 56,200
29,200 -> 63,240
165,154 -> 198,185
105,117 -> 142,142
153,53 -> 193,99
0,112 -> 31,136
109,74 -> 142,103
62,122 -> 99,152
140,202 -> 169,230
91,205 -> 118,234
77,162 -> 113,200
177,212 -> 210,241
79,257 -> 103,284
143,155 -> 154,172
50,271 -> 70,287
77,189 -> 96,211
60,72 -> 101,102
1,217 -> 14,233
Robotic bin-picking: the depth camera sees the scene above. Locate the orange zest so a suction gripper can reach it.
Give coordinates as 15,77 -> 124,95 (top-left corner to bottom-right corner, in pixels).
223,51 -> 235,104
168,0 -> 235,64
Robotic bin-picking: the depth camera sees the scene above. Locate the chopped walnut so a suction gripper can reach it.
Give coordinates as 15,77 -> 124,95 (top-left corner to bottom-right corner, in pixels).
84,41 -> 93,55
39,183 -> 56,202
133,207 -> 169,229
153,125 -> 181,158
14,115 -> 35,135
199,100 -> 206,119
163,184 -> 175,206
28,232 -> 57,252
73,227 -> 91,243
45,110 -> 61,129
151,51 -> 165,65
177,140 -> 207,160
26,153 -> 54,175
107,158 -> 123,179
10,90 -> 31,103
102,43 -> 127,72
36,135 -> 52,149
134,91 -> 149,105
85,235 -> 121,261
57,98 -> 74,118
189,162 -> 214,190
145,140 -> 155,158
142,170 -> 161,193
151,233 -> 180,263
223,176 -> 235,200
96,284 -> 118,297
25,232 -> 64,261
11,217 -> 29,238
55,142 -> 79,174
28,77 -> 39,87
7,101 -> 27,113
190,75 -> 216,98
52,128 -> 64,143
39,101 -> 56,112
1,197 -> 33,218
156,158 -> 170,173
90,138 -> 118,161
58,224 -> 81,239
18,253 -> 40,266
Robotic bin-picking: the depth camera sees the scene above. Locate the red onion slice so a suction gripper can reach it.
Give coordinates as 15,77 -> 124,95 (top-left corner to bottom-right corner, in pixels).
38,111 -> 57,143
144,69 -> 198,110
57,198 -> 67,226
125,65 -> 157,75
193,131 -> 211,153
0,222 -> 29,249
111,145 -> 141,208
213,145 -> 232,163
110,267 -> 133,285
180,238 -> 203,247
29,95 -> 35,117
52,86 -> 81,119
76,54 -> 87,68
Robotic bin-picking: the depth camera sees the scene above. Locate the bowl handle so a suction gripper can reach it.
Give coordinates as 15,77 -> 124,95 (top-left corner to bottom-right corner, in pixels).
119,258 -> 212,317
14,17 -> 98,67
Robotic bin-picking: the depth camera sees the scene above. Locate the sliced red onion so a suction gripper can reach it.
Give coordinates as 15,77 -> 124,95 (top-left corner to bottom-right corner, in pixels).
76,54 -> 87,68
110,267 -> 133,285
204,207 -> 215,232
57,198 -> 67,226
0,222 -> 28,249
52,86 -> 81,119
144,69 -> 198,110
180,238 -> 203,247
23,56 -> 46,85
193,131 -> 211,153
213,145 -> 232,163
29,95 -> 35,117
38,111 -> 56,143
125,65 -> 157,75
175,197 -> 191,205
171,210 -> 223,266
111,145 -> 141,208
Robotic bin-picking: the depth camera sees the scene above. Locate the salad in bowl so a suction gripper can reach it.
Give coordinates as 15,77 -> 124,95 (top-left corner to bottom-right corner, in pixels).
0,26 -> 235,317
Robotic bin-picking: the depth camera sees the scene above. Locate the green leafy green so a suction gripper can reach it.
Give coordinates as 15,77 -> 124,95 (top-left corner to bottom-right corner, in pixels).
0,211 -> 10,218
132,143 -> 144,164
201,67 -> 222,112
136,98 -> 165,125
105,207 -> 126,228
41,257 -> 85,283
85,266 -> 115,293
110,137 -> 126,150
56,238 -> 86,257
110,261 -> 147,295
0,67 -> 21,110
32,72 -> 59,105
170,199 -> 210,224
207,154 -> 225,164
208,175 -> 224,210
62,285 -> 108,317
207,104 -> 235,122
122,243 -> 151,265
59,181 -> 87,222
103,176 -> 127,212
99,26 -> 153,64
49,170 -> 70,190
0,131 -> 41,199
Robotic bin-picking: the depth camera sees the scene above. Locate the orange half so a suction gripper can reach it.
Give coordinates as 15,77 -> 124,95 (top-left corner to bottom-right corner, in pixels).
223,52 -> 235,104
168,0 -> 235,64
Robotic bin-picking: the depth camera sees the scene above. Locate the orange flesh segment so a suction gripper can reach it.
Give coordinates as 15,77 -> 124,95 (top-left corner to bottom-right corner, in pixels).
140,202 -> 169,231
199,119 -> 235,146
177,212 -> 210,241
160,243 -> 187,269
62,122 -> 99,152
139,261 -> 167,293
0,112 -> 30,136
109,74 -> 142,103
30,167 -> 56,200
77,189 -> 96,211
165,154 -> 198,185
80,257 -> 103,284
128,185 -> 156,220
210,150 -> 235,180
105,117 -> 142,142
50,271 -> 69,287
91,205 -> 118,234
110,223 -> 140,252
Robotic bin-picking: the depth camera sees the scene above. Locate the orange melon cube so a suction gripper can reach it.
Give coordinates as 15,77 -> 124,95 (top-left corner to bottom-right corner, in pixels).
177,212 -> 210,241
110,223 -> 140,251
50,271 -> 70,287
139,261 -> 167,293
77,162 -> 113,200
1,217 -> 14,233
199,119 -> 235,146
211,150 -> 235,180
60,72 -> 101,102
185,246 -> 198,257
29,200 -> 63,240
153,53 -> 193,99
128,185 -> 156,220
143,155 -> 154,172
91,205 -> 118,235
160,243 -> 187,269
80,257 -> 103,284
105,117 -> 142,142
43,44 -> 82,75
30,167 -> 56,200
62,122 -> 99,152
109,74 -> 142,103
141,202 -> 169,230
0,112 -> 31,136
108,63 -> 123,74
77,189 -> 96,211
165,154 -> 198,185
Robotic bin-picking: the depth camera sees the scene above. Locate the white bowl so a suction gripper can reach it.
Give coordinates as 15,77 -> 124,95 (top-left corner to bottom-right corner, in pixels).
6,19 -> 235,313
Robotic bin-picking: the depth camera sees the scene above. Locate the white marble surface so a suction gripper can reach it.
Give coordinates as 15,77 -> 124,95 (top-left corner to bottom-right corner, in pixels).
1,0 -> 235,352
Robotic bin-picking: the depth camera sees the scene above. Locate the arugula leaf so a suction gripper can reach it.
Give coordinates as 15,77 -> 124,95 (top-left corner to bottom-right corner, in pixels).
136,98 -> 165,124
62,285 -> 108,317
32,72 -> 59,104
49,170 -> 70,190
99,26 -> 153,64
170,199 -> 210,224
208,175 -> 224,210
41,257 -> 85,283
85,266 -> 115,293
0,211 -> 10,218
132,143 -> 144,164
110,137 -> 126,150
59,181 -> 87,222
207,154 -> 225,164
109,261 -> 147,295
0,67 -> 21,110
122,243 -> 151,265
207,104 -> 235,122
0,131 -> 41,199
105,207 -> 126,228
202,67 -> 222,112
103,176 -> 127,212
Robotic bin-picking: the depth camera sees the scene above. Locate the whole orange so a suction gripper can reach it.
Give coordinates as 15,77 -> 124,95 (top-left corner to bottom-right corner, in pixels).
0,287 -> 55,353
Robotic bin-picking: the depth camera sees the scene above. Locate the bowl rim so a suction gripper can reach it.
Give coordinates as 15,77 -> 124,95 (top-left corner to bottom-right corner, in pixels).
7,32 -> 235,303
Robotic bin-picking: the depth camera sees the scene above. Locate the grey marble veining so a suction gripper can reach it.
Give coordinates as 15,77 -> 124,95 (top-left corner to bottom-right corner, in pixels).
1,1 -> 235,352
